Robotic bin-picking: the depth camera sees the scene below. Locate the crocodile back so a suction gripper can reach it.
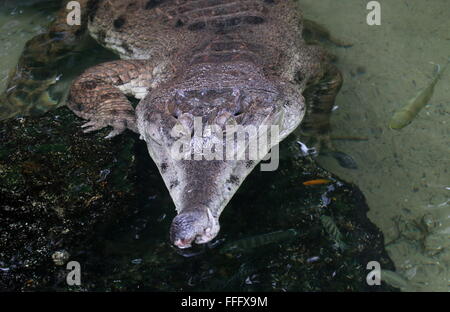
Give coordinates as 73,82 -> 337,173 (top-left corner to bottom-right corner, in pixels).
88,0 -> 304,75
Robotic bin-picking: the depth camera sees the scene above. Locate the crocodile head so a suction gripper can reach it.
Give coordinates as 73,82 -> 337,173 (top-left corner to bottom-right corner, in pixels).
136,64 -> 305,248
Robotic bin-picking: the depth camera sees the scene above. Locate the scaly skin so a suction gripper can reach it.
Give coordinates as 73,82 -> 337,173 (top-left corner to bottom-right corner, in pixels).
6,0 -> 346,248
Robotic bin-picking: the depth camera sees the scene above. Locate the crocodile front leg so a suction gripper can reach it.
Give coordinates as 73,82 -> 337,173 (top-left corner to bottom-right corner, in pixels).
68,59 -> 171,138
2,0 -> 90,118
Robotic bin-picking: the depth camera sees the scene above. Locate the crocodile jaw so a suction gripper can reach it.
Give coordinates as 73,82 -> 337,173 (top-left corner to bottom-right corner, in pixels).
136,81 -> 305,248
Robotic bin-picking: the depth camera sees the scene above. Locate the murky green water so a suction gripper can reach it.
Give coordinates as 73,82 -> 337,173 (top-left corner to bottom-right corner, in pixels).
0,0 -> 448,291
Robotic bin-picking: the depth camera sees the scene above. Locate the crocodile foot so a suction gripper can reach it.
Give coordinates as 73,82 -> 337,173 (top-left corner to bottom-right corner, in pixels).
80,118 -> 130,139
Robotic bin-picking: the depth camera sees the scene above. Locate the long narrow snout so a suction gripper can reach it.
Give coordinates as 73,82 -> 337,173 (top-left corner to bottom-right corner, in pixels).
170,206 -> 220,248
136,63 -> 305,249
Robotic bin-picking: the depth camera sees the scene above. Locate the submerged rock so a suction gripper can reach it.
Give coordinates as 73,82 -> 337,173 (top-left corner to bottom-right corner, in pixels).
0,107 -> 397,291
0,107 -> 138,290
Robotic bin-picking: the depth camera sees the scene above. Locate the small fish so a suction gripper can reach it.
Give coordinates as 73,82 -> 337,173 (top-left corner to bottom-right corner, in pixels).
329,151 -> 358,169
220,229 -> 298,254
320,215 -> 347,251
303,179 -> 332,186
306,256 -> 320,263
390,60 -> 449,129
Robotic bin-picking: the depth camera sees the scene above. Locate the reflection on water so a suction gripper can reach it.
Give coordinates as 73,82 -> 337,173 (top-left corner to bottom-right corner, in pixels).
0,0 -> 448,291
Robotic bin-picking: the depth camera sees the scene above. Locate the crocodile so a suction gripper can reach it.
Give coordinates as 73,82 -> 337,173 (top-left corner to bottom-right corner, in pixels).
5,0 -> 348,249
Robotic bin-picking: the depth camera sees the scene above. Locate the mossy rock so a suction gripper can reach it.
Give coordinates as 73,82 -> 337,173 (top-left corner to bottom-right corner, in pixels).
0,107 -> 397,291
0,107 -> 138,290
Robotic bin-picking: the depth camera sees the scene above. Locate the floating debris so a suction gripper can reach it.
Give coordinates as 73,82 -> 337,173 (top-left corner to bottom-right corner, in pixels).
390,60 -> 449,129
245,274 -> 260,285
296,141 -> 317,157
220,229 -> 298,255
97,169 -> 110,182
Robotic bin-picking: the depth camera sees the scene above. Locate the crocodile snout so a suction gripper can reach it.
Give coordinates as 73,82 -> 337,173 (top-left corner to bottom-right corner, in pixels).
170,207 -> 220,249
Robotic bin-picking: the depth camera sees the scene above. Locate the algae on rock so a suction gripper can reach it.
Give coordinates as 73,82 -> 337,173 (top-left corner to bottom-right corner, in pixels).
0,108 -> 397,291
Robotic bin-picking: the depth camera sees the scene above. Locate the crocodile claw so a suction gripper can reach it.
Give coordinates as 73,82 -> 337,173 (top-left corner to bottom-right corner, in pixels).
81,119 -> 127,139
104,127 -> 126,139
81,120 -> 106,133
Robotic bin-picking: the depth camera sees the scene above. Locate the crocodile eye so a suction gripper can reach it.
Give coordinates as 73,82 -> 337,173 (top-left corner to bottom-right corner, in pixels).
144,121 -> 162,145
167,101 -> 181,119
